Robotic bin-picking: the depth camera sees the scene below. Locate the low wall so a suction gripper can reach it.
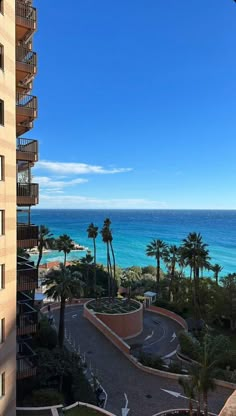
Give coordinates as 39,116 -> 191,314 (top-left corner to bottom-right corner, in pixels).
84,305 -> 131,355
64,401 -> 117,415
152,409 -> 217,416
91,300 -> 143,339
147,305 -> 188,330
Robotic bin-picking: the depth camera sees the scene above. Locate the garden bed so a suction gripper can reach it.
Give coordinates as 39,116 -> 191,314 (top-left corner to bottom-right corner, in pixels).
64,407 -> 101,416
87,298 -> 140,314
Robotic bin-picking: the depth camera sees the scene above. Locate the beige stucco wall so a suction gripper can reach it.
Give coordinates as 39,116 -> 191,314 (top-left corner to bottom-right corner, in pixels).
0,1 -> 17,416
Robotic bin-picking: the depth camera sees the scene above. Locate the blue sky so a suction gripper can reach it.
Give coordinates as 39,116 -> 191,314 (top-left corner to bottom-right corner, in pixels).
32,0 -> 236,209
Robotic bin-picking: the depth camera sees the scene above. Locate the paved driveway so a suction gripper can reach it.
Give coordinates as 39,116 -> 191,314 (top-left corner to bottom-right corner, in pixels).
54,305 -> 232,416
127,311 -> 181,358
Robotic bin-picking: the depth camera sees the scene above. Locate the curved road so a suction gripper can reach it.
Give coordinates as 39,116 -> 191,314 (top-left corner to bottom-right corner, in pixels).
54,306 -> 232,416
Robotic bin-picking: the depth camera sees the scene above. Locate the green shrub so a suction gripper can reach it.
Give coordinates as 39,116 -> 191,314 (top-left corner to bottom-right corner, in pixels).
139,352 -> 164,370
168,361 -> 183,374
37,318 -> 58,349
23,389 -> 64,406
178,331 -> 200,361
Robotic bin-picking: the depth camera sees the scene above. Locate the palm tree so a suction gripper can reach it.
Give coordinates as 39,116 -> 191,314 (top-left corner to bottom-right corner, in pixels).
56,234 -> 74,266
178,376 -> 196,416
80,251 -> 94,295
37,225 -> 53,269
101,218 -> 116,299
181,232 -> 210,317
163,245 -> 179,301
211,263 -> 223,285
43,264 -> 84,347
87,223 -> 98,293
146,239 -> 167,292
188,333 -> 228,416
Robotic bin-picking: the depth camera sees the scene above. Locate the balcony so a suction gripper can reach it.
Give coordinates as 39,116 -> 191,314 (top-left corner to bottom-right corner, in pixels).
17,342 -> 37,379
17,257 -> 38,292
17,183 -> 39,206
16,93 -> 37,137
17,223 -> 38,249
17,138 -> 38,163
17,301 -> 38,336
16,46 -> 37,87
16,1 -> 37,42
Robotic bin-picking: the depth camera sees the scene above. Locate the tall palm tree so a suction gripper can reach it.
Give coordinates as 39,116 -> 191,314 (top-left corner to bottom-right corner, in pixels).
37,225 -> 53,269
163,244 -> 179,301
178,376 -> 196,416
43,264 -> 84,347
211,263 -> 223,285
80,251 -> 94,295
181,232 -> 210,317
146,239 -> 167,292
105,218 -> 116,297
101,219 -> 113,299
87,222 -> 98,293
56,234 -> 74,266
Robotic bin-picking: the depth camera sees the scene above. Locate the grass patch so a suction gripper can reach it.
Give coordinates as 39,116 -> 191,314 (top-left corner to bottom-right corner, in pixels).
65,406 -> 101,415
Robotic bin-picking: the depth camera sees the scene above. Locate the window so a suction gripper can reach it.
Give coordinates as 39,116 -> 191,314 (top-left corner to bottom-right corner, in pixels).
0,265 -> 4,289
0,44 -> 3,70
0,100 -> 3,126
0,373 -> 5,398
0,211 -> 4,235
0,156 -> 4,180
0,318 -> 5,343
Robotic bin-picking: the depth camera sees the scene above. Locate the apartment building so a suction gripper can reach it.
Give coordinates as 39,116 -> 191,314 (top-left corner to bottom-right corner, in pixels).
0,1 -> 39,415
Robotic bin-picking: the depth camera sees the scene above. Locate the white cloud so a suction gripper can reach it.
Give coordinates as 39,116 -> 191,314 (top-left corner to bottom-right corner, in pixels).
35,161 -> 133,175
38,193 -> 167,209
34,176 -> 88,189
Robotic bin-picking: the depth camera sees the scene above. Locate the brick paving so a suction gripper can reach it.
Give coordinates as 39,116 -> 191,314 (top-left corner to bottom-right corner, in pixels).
54,305 -> 232,416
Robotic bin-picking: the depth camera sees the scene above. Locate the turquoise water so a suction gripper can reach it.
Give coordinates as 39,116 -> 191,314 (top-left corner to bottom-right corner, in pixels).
30,209 -> 236,276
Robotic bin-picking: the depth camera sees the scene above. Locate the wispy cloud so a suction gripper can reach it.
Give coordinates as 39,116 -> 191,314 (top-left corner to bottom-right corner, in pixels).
34,176 -> 88,189
38,193 -> 167,209
35,161 -> 133,175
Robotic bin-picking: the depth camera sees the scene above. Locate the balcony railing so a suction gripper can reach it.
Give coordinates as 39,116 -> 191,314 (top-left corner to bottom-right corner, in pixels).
16,93 -> 37,112
17,302 -> 38,336
17,342 -> 37,379
17,258 -> 38,292
16,1 -> 37,42
16,138 -> 38,162
17,183 -> 39,206
17,224 -> 38,249
16,46 -> 37,78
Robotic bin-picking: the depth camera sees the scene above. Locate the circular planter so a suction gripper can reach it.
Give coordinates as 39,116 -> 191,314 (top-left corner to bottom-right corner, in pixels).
85,298 -> 143,339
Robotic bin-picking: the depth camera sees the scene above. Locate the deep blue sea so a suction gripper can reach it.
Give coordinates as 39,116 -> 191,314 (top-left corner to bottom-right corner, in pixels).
29,209 -> 236,277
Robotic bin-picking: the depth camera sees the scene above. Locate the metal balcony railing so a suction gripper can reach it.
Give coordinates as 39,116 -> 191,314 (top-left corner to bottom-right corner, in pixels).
17,302 -> 38,336
17,224 -> 38,241
17,183 -> 39,198
17,342 -> 37,379
17,258 -> 38,292
17,138 -> 38,154
16,46 -> 37,71
16,1 -> 37,29
16,93 -> 37,111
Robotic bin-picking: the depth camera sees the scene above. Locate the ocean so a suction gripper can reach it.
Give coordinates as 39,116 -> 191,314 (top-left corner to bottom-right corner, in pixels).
29,209 -> 236,277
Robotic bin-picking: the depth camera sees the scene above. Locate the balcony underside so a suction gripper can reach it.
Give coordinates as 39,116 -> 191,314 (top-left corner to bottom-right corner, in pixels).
16,62 -> 36,86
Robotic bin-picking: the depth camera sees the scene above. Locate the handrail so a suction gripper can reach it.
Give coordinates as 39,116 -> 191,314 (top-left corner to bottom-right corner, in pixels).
17,138 -> 38,152
17,183 -> 39,197
16,46 -> 37,68
16,1 -> 37,26
16,93 -> 37,110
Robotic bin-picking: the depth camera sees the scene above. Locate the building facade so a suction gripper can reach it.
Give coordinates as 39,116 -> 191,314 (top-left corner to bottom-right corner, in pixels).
0,1 -> 38,415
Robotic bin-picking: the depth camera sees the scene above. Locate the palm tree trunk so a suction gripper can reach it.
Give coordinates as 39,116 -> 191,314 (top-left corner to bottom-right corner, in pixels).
189,399 -> 193,416
106,243 -> 111,300
203,391 -> 208,416
58,297 -> 66,348
157,255 -> 160,293
93,238 -> 97,293
110,242 -> 116,299
64,251 -> 67,267
36,246 -> 43,270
